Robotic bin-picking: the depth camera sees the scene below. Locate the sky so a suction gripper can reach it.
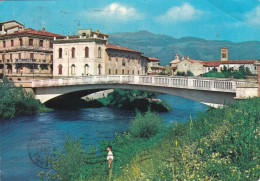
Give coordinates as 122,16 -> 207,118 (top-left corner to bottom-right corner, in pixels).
1,0 -> 260,42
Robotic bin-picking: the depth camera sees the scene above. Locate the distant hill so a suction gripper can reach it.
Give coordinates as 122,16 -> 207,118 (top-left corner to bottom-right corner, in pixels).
109,31 -> 260,65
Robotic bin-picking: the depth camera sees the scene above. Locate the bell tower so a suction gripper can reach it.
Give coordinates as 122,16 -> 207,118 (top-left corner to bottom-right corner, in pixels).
221,47 -> 228,61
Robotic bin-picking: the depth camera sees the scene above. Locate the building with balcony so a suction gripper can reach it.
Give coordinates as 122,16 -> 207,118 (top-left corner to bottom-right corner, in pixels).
0,27 -> 65,80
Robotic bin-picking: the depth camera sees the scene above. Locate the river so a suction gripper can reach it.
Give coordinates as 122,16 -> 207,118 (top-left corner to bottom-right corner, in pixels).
0,94 -> 208,181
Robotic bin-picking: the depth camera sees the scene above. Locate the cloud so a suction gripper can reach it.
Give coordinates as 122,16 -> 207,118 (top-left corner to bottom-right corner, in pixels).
84,3 -> 143,22
245,5 -> 260,27
157,3 -> 203,23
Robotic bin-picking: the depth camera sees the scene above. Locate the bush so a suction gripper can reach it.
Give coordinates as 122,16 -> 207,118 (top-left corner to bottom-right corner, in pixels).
0,78 -> 48,119
187,70 -> 194,76
130,110 -> 164,138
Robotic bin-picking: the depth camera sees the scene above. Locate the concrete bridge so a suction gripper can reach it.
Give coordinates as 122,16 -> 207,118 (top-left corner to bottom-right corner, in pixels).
21,75 -> 258,107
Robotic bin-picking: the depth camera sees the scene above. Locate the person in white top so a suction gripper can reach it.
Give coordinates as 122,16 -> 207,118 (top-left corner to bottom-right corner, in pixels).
106,146 -> 113,169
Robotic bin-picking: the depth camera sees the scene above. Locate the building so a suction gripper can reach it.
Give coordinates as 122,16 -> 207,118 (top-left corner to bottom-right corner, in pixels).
173,47 -> 258,76
0,27 -> 65,80
105,44 -> 144,75
147,57 -> 165,75
53,29 -> 148,77
0,20 -> 25,35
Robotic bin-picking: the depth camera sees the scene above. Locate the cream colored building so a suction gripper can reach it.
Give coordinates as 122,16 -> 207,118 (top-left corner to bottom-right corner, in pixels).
53,29 -> 148,77
53,30 -> 107,77
173,47 -> 258,76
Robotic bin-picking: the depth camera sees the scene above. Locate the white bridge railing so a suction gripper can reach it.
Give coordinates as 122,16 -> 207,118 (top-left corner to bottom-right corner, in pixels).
31,75 -> 257,93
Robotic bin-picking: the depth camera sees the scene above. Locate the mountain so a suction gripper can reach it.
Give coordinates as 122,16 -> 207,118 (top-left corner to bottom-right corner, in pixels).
108,31 -> 260,65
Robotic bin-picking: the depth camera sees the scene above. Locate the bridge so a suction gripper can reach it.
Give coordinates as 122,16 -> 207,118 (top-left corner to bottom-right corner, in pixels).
19,75 -> 258,107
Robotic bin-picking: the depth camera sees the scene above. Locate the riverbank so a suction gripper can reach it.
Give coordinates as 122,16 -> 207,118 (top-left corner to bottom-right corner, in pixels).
40,97 -> 260,180
86,89 -> 173,112
0,78 -> 52,120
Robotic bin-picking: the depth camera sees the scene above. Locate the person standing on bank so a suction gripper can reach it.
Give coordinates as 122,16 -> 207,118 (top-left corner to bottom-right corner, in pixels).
107,146 -> 113,169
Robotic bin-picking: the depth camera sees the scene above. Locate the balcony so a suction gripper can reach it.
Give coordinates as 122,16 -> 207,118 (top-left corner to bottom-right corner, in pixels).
0,45 -> 53,53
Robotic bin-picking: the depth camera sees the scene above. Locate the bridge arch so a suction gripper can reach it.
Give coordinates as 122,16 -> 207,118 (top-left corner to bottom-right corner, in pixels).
35,82 -> 236,108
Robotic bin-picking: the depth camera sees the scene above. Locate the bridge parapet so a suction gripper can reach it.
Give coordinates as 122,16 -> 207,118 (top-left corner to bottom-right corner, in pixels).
30,75 -> 257,93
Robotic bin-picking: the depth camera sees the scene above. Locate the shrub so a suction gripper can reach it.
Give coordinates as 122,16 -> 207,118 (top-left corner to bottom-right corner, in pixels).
0,78 -> 48,119
187,70 -> 194,76
130,110 -> 164,138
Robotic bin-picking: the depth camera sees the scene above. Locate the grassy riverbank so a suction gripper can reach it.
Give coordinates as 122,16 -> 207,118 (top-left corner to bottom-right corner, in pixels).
87,89 -> 173,112
40,97 -> 259,180
0,78 -> 52,120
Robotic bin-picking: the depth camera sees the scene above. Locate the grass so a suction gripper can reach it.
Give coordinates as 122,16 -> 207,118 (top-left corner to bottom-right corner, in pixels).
40,97 -> 260,180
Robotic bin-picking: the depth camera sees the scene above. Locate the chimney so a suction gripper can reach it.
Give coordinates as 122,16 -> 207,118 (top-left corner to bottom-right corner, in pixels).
175,54 -> 179,60
181,56 -> 185,61
42,27 -> 46,31
221,47 -> 228,61
96,30 -> 99,33
187,56 -> 190,60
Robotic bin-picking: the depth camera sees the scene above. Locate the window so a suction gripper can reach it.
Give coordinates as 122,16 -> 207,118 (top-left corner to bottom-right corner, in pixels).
19,38 -> 23,46
222,53 -> 226,58
122,60 -> 125,66
98,64 -> 102,75
109,56 -> 111,61
18,53 -> 21,59
29,39 -> 33,46
10,54 -> 12,61
109,69 -> 111,74
58,64 -> 62,75
2,54 -> 4,61
51,55 -> 53,62
98,47 -> 102,58
128,70 -> 130,74
0,25 -> 2,31
122,69 -> 125,74
71,64 -> 75,75
58,48 -> 62,58
84,64 -> 89,75
39,40 -> 43,47
115,69 -> 118,74
30,53 -> 34,60
208,67 -> 210,71
49,42 -> 53,48
3,41 -> 6,48
85,47 -> 89,58
71,47 -> 75,58
132,70 -> 134,74
138,71 -> 140,75
11,40 -> 14,47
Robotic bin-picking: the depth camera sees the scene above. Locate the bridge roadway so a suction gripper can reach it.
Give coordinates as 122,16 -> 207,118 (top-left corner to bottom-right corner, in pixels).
20,75 -> 257,107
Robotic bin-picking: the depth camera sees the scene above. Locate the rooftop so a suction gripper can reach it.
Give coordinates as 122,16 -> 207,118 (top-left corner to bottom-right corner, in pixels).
148,57 -> 159,61
0,28 -> 65,38
106,44 -> 142,53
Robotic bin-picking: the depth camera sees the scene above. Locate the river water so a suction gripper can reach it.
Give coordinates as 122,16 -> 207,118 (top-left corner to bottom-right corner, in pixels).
0,94 -> 208,181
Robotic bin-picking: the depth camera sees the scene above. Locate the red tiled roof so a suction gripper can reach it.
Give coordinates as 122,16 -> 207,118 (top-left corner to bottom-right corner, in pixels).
4,28 -> 65,38
106,44 -> 142,53
148,57 -> 159,61
187,59 -> 203,63
203,60 -> 257,67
